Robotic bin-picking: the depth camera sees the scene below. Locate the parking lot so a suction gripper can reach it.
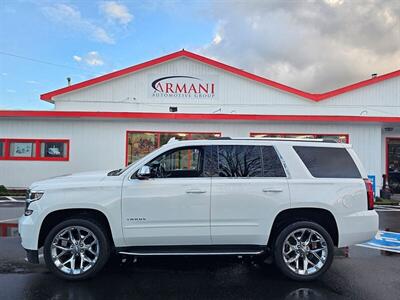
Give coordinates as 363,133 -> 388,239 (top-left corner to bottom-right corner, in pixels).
1,199 -> 399,300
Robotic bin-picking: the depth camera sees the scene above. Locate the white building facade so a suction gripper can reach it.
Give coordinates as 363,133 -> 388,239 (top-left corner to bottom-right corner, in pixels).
1,50 -> 399,193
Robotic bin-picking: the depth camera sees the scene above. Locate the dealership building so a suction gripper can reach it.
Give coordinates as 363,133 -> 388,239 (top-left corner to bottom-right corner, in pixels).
0,50 -> 399,193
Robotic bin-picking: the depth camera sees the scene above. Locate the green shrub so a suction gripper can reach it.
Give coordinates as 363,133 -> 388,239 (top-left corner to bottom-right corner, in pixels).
0,185 -> 8,196
0,185 -> 26,196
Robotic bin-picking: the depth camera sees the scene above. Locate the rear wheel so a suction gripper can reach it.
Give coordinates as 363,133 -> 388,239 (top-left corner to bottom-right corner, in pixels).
273,221 -> 334,281
43,218 -> 110,280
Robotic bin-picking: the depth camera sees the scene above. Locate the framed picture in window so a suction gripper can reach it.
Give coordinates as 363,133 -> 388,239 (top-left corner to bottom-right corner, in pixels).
42,142 -> 65,158
10,142 -> 34,157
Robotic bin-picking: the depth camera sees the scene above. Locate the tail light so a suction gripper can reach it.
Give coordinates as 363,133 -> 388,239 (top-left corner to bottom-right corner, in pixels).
364,179 -> 374,210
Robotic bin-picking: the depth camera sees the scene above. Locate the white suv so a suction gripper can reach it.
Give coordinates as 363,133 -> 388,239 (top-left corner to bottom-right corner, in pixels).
19,138 -> 378,281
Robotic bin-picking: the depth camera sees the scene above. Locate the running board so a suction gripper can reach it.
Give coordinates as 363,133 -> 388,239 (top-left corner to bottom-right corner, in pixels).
117,245 -> 266,256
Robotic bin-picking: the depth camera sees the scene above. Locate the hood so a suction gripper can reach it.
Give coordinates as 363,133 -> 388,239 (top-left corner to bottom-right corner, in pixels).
30,170 -> 110,190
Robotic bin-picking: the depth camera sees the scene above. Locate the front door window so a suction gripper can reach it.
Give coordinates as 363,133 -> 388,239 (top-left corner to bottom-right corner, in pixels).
147,147 -> 204,178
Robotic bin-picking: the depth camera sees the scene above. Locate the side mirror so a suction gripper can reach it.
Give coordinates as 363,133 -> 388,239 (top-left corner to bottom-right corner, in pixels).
137,165 -> 151,179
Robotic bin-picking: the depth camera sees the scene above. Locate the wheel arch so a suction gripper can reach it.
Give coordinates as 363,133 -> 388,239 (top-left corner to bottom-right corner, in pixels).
267,208 -> 339,248
38,208 -> 114,249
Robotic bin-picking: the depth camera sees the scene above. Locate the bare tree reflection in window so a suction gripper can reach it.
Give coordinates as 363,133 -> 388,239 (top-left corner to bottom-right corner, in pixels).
218,146 -> 262,177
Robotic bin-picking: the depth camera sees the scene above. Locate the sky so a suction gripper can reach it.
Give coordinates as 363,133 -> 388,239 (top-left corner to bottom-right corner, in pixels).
0,0 -> 399,110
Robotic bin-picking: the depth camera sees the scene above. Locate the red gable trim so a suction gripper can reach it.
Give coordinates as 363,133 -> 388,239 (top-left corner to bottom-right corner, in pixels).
40,50 -> 400,103
1,110 -> 399,123
40,51 -> 188,103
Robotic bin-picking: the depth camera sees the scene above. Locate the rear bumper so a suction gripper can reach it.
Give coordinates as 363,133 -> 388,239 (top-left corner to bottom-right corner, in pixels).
338,210 -> 379,247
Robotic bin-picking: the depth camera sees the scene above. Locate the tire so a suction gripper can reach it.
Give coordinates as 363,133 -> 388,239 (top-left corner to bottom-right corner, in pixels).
273,221 -> 334,281
43,218 -> 111,280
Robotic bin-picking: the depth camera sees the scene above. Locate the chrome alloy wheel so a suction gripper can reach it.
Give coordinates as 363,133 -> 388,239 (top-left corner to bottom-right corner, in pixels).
282,228 -> 328,276
50,226 -> 99,275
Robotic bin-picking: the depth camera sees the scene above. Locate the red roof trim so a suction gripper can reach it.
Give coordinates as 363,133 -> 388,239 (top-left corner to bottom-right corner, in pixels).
40,50 -> 400,103
1,110 -> 399,123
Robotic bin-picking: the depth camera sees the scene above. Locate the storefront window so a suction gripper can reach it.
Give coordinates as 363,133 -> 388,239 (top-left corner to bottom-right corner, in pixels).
40,141 -> 68,158
126,131 -> 221,165
9,141 -> 36,158
0,139 -> 69,161
317,135 -> 348,143
127,133 -> 158,164
388,139 -> 400,193
0,140 -> 4,157
250,133 -> 349,143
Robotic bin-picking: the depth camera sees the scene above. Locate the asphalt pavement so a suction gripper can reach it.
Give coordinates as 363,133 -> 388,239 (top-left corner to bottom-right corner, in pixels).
0,206 -> 399,300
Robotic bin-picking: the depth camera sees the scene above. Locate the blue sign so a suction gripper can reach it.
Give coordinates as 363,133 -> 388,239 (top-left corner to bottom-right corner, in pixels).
368,175 -> 376,195
358,230 -> 400,253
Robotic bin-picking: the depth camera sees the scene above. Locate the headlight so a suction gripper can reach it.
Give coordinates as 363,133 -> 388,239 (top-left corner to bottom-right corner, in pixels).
24,190 -> 44,216
26,190 -> 44,203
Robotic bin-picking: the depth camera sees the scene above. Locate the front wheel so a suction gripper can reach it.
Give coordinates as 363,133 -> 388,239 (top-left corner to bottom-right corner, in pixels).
43,218 -> 110,280
273,221 -> 334,281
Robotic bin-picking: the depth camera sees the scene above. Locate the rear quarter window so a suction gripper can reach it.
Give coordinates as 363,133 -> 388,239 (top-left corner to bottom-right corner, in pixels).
293,146 -> 361,178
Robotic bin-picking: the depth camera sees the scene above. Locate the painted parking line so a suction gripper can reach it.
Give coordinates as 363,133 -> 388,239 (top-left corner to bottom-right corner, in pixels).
357,230 -> 400,253
0,198 -> 25,203
375,205 -> 400,209
0,200 -> 25,203
374,205 -> 400,212
6,196 -> 25,202
0,218 -> 18,223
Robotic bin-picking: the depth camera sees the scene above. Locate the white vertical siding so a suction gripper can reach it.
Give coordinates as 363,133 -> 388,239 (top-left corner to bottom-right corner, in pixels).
0,118 -> 386,189
53,57 -> 400,117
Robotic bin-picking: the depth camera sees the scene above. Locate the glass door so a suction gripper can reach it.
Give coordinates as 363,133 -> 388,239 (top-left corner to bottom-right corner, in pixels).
387,138 -> 400,193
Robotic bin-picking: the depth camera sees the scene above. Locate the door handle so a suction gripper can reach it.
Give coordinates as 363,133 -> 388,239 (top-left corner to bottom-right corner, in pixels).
186,189 -> 207,194
262,188 -> 283,193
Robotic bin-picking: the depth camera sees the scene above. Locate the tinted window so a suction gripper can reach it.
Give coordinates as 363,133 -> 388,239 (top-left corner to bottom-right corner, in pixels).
218,145 -> 262,177
147,147 -> 205,178
203,146 -> 217,177
294,146 -> 361,178
262,146 -> 286,177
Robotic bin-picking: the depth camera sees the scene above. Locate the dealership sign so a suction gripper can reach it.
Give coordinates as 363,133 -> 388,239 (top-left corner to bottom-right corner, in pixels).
149,75 -> 217,99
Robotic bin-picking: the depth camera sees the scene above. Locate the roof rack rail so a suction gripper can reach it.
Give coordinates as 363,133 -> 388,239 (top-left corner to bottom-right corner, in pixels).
208,137 -> 338,143
167,137 -> 178,143
207,137 -> 232,140
168,137 -> 339,143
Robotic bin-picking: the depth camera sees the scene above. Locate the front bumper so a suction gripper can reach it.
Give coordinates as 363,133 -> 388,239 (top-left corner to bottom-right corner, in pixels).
18,211 -> 40,251
19,213 -> 41,264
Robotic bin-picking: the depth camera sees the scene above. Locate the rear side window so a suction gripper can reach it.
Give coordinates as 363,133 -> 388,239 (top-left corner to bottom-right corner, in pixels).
216,145 -> 286,178
294,146 -> 361,178
218,145 -> 262,177
262,146 -> 286,177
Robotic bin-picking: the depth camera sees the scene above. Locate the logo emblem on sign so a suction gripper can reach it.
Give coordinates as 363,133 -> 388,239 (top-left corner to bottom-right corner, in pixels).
150,75 -> 215,98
